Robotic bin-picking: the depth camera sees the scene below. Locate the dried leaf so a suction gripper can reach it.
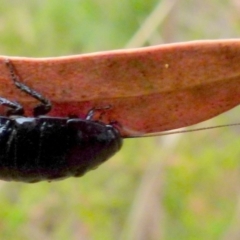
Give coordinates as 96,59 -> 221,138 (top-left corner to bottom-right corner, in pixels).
0,39 -> 240,136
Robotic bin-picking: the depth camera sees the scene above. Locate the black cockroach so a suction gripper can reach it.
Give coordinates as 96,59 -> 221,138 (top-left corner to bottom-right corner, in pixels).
0,60 -> 239,183
0,59 -> 122,183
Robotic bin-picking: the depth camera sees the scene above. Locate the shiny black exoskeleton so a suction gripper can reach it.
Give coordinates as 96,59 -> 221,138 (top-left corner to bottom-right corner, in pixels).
0,59 -> 122,183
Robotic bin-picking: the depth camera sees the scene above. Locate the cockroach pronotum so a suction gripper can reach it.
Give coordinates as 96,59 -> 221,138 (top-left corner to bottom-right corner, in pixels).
0,59 -> 122,183
0,59 -> 239,183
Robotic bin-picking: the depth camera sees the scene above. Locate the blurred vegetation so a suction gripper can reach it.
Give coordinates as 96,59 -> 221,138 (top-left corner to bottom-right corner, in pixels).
0,0 -> 240,239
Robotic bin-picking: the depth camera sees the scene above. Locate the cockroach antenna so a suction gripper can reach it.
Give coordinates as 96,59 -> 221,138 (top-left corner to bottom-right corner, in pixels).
124,123 -> 240,138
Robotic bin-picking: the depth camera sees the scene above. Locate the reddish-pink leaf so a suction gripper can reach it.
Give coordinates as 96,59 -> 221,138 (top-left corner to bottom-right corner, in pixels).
0,39 -> 240,136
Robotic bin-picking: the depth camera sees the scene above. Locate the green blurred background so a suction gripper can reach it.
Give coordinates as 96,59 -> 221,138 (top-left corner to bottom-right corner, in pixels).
0,0 -> 240,239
